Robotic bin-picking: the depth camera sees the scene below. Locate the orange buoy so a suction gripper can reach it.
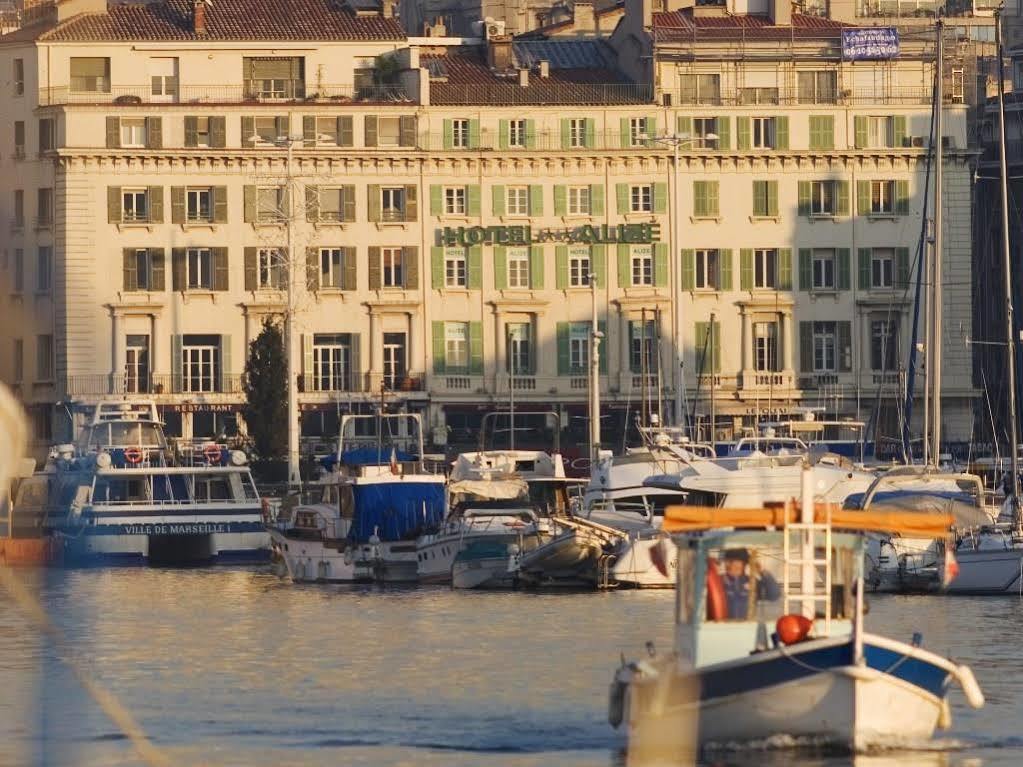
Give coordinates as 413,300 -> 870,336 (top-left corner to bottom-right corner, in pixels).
204,444 -> 222,464
776,614 -> 814,645
124,445 -> 143,464
706,557 -> 728,621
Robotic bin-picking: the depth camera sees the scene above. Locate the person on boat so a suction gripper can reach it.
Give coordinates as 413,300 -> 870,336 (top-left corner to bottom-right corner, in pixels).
721,548 -> 780,620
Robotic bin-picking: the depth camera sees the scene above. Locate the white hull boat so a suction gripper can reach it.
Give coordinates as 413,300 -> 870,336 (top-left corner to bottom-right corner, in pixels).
450,541 -> 518,589
944,529 -> 1023,594
269,504 -> 369,583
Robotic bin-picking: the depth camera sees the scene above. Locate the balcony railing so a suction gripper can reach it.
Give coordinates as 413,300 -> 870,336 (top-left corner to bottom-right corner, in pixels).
38,84 -> 411,107
856,0 -> 997,17
668,85 -> 940,107
739,371 -> 796,390
430,82 -> 653,107
65,373 -> 244,396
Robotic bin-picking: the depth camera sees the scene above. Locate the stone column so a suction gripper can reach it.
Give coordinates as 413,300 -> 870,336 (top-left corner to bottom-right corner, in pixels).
369,311 -> 382,391
111,310 -> 123,393
619,305 -> 630,389
780,312 -> 792,372
741,310 -> 752,373
406,311 -> 417,378
494,309 -> 506,389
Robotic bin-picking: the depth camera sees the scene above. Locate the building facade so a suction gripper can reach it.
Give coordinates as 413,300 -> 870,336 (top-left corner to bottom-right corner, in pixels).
0,0 -> 976,460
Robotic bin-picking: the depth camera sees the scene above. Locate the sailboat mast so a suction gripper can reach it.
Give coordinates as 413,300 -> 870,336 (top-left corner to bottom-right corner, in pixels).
930,19 -> 944,465
995,10 -> 1021,508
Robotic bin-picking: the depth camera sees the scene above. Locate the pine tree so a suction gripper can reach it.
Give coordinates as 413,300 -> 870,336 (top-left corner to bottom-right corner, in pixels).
243,318 -> 287,460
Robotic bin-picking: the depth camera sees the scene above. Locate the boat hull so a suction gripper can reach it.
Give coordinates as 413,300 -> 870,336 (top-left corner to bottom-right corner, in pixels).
367,541 -> 419,583
612,536 -> 675,588
945,545 -> 1023,594
0,536 -> 63,566
517,530 -> 601,587
57,521 -> 269,565
269,528 -> 368,583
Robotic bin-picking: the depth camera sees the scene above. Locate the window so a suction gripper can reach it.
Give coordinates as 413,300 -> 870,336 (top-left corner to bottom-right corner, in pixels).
871,317 -> 899,371
568,118 -> 586,148
181,335 -> 220,392
318,248 -> 344,288
36,188 -> 53,227
312,334 -> 351,391
797,70 -> 837,104
569,246 -> 591,287
695,249 -> 719,290
569,323 -> 590,371
679,73 -> 721,105
629,117 -> 650,146
451,118 -> 470,149
319,188 -> 345,222
13,190 -> 23,229
629,320 -> 657,373
740,87 -> 779,105
812,249 -> 836,290
122,188 -> 149,222
192,117 -> 212,148
376,117 -> 402,147
567,186 -> 590,215
149,57 -> 178,100
129,248 -> 156,291
445,323 -> 469,370
257,187 -> 286,222
506,323 -> 531,374
14,121 -> 24,159
36,247 -> 51,294
866,116 -> 893,149
13,249 -> 23,292
253,117 -> 283,144
693,117 -> 718,149
315,116 -> 339,146
871,248 -> 894,289
752,117 -> 775,149
187,188 -> 212,222
36,335 -> 53,380
383,333 -> 407,388
244,57 -> 304,99
754,249 -> 776,289
69,57 -> 110,93
813,322 -> 837,372
630,185 -> 652,213
38,118 -> 54,153
125,335 -> 150,393
445,247 -> 467,287
120,118 -> 146,148
631,244 -> 653,286
507,247 -> 530,288
753,322 -> 778,372
257,248 -> 284,289
381,187 -> 405,221
508,119 -> 527,148
752,180 -> 776,218
13,339 -> 23,383
505,186 -> 529,217
810,181 -> 837,216
870,181 -> 895,215
382,247 -> 404,288
13,59 -> 23,96
186,248 -> 213,289
444,187 -> 466,215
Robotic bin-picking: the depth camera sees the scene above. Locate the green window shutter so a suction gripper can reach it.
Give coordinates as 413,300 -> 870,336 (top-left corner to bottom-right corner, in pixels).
171,335 -> 182,391
106,116 -> 120,149
767,180 -> 778,217
694,181 -> 707,217
243,185 -> 255,223
800,321 -> 813,373
498,119 -> 509,150
737,117 -> 751,150
895,180 -> 910,215
858,248 -> 871,291
719,249 -> 732,290
856,181 -> 871,216
893,115 -> 907,147
241,116 -> 254,148
399,115 -> 416,147
431,246 -> 444,288
467,246 -> 482,289
591,244 -> 606,287
108,186 -> 121,223
184,116 -> 198,147
616,183 -> 629,214
821,116 -> 834,150
681,249 -> 695,290
707,181 -> 719,216
896,247 -> 910,289
305,185 -> 319,222
443,118 -> 453,150
403,185 -> 417,222
617,243 -> 630,287
836,181 -> 850,216
343,247 -> 357,291
837,322 -> 852,372
797,180 -> 811,216
554,185 -> 567,216
404,246 -> 418,289
529,185 -> 543,216
646,116 -> 657,140
654,243 -> 668,287
777,248 -> 792,289
525,119 -> 537,149
365,115 -> 378,147
467,184 -> 481,217
653,182 -> 667,214
303,115 -> 316,147
148,186 -> 163,223
492,185 -> 505,217
367,184 -> 380,222
799,248 -> 812,291
752,180 -> 767,217
530,246 -> 544,289
837,248 -> 851,291
150,249 -> 165,291
213,186 -> 228,223
469,322 -> 484,375
468,119 -> 480,149
341,186 -> 356,222
560,118 -> 571,150
715,116 -> 730,150
584,118 -> 595,148
712,321 -> 721,373
368,246 -> 381,289
123,248 -> 138,291
590,185 -> 604,216
432,321 -> 446,374
808,116 -> 821,150
739,248 -> 753,290
556,322 -> 571,375
307,247 -> 320,291
171,248 -> 186,291
854,116 -> 867,149
493,246 -> 507,290
695,322 -> 708,372
430,185 -> 442,216
171,186 -> 185,224
337,116 -> 353,147
555,245 -> 568,289
213,247 -> 229,291
620,117 -> 631,147
210,117 -> 226,148
676,116 -> 692,138
775,116 -> 789,150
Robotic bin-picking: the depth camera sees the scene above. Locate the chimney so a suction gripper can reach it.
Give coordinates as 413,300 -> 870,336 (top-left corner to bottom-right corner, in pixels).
769,0 -> 791,25
381,0 -> 394,17
538,59 -> 549,78
487,34 -> 513,70
192,0 -> 207,35
518,68 -> 529,87
573,0 -> 595,32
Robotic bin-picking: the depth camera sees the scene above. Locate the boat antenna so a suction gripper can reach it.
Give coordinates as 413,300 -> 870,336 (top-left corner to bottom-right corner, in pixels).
995,8 -> 1022,520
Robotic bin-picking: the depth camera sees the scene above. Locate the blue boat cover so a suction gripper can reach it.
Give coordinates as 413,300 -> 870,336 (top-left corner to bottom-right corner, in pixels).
320,448 -> 418,472
348,481 -> 446,543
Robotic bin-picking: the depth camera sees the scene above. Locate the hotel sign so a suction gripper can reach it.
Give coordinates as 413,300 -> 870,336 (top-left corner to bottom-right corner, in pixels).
441,223 -> 660,247
841,28 -> 898,60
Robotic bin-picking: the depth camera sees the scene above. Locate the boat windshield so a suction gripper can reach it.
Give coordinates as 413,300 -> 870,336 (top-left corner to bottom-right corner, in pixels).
79,421 -> 167,451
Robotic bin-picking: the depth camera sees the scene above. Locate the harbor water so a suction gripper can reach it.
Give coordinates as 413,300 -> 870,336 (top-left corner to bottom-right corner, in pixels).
0,566 -> 1021,767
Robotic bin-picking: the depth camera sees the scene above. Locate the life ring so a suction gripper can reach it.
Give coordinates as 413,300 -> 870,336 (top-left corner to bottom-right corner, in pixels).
124,446 -> 143,464
706,556 -> 728,621
261,498 -> 271,524
203,444 -> 222,464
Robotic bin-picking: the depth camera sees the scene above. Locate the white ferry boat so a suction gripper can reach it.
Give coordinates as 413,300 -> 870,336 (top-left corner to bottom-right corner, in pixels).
45,401 -> 268,565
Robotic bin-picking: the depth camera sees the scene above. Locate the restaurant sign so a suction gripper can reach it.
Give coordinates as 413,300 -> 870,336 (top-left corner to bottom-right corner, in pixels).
442,223 -> 660,247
